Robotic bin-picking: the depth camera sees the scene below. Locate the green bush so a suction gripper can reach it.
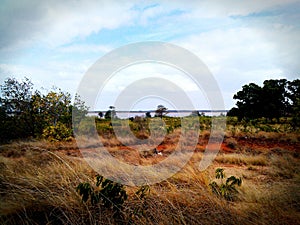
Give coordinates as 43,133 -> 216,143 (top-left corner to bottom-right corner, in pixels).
77,176 -> 152,223
209,168 -> 242,201
77,175 -> 128,221
42,122 -> 72,142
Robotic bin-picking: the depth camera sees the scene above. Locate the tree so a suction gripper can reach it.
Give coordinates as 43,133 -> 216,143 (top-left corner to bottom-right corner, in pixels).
0,77 -> 35,138
72,93 -> 89,132
232,83 -> 263,120
286,79 -> 300,128
155,105 -> 168,118
229,79 -> 297,121
261,79 -> 287,120
190,110 -> 200,117
98,111 -> 103,118
286,79 -> 300,113
40,89 -> 72,127
145,111 -> 151,118
105,106 -> 117,119
0,77 -> 88,142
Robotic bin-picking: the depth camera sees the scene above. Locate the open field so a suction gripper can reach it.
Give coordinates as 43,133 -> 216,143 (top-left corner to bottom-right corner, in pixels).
0,120 -> 299,225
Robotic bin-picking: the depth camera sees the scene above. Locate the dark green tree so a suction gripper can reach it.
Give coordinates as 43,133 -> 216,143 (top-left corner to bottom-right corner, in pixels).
229,79 -> 298,121
261,79 -> 288,120
0,77 -> 35,139
232,83 -> 263,120
286,79 -> 300,128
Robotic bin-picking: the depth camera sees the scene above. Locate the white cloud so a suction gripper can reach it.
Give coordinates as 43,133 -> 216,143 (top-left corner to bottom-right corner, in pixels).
0,1 -> 136,50
175,27 -> 278,74
99,63 -> 200,92
173,26 -> 293,108
0,61 -> 89,96
1,1 -> 299,110
42,1 -> 135,47
95,63 -> 205,110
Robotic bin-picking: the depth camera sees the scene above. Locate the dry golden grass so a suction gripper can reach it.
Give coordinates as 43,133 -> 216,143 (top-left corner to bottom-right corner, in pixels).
215,154 -> 268,166
0,138 -> 299,225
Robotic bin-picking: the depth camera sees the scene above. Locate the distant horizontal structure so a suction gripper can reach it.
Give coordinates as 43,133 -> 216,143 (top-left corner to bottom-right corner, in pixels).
88,110 -> 229,113
87,110 -> 229,117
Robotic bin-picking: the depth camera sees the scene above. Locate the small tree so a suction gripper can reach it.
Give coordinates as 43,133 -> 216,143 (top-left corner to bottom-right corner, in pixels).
105,106 -> 117,119
77,175 -> 128,221
155,105 -> 168,118
190,110 -> 200,117
98,111 -> 103,118
209,168 -> 242,201
145,111 -> 151,118
72,94 -> 89,133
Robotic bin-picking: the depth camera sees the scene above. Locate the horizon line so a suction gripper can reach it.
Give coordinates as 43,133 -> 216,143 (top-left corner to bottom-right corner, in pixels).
88,110 -> 229,113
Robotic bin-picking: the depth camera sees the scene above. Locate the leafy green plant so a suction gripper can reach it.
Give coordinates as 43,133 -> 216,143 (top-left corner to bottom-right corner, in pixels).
77,175 -> 127,221
209,168 -> 242,201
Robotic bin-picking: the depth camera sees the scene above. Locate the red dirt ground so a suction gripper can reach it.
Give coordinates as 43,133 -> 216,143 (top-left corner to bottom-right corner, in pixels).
55,136 -> 300,158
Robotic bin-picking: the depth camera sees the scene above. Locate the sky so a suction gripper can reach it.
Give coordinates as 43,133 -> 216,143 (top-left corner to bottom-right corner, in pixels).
0,0 -> 299,111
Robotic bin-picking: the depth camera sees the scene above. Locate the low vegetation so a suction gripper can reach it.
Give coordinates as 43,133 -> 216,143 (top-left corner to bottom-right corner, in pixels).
209,168 -> 242,201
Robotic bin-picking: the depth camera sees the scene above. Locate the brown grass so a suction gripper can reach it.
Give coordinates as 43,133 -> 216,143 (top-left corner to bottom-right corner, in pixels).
0,137 -> 299,225
215,154 -> 268,166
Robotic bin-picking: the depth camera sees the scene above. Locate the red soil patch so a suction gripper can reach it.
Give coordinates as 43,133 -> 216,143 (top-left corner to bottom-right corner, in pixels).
56,137 -> 299,158
237,137 -> 300,153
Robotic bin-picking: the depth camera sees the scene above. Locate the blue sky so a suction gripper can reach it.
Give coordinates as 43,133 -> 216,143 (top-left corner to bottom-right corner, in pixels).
0,0 -> 299,110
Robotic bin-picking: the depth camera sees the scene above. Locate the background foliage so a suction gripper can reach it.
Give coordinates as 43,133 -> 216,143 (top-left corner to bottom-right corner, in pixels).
228,79 -> 300,125
0,77 -> 87,142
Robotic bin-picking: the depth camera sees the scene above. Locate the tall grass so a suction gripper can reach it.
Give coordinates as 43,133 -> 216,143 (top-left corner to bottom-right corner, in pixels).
215,154 -> 268,166
0,137 -> 299,224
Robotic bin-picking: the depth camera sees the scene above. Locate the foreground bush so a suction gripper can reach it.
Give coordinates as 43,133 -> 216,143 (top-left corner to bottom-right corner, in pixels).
209,168 -> 242,201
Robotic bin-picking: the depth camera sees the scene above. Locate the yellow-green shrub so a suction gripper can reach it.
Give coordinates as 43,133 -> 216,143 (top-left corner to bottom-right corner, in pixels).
42,122 -> 72,142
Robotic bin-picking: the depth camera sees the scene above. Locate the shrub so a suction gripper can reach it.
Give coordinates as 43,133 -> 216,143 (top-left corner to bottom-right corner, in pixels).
77,176 -> 152,223
42,122 -> 72,142
209,168 -> 242,201
77,175 -> 128,221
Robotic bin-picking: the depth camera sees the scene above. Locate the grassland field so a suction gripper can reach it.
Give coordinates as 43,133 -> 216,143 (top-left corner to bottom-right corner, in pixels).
0,116 -> 299,225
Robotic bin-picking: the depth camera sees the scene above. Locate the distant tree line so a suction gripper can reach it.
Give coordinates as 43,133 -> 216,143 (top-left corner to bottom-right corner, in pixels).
1,77 -> 299,142
0,77 -> 87,143
228,78 -> 300,126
